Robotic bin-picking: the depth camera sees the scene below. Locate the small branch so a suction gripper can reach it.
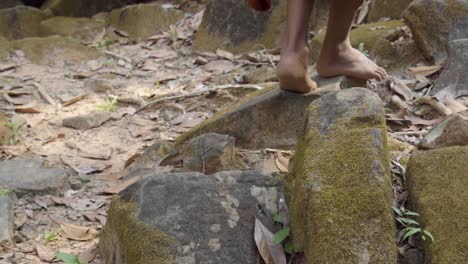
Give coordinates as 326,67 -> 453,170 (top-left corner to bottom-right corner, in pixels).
31,82 -> 56,105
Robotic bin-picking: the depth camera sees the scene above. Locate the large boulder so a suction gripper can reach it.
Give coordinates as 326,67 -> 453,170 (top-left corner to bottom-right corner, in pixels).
194,0 -> 287,53
404,0 -> 468,64
309,20 -> 424,74
406,147 -> 468,263
367,0 -> 413,22
40,16 -> 105,43
41,0 -> 139,17
0,0 -> 23,9
430,39 -> 468,99
0,6 -> 49,40
286,88 -> 396,263
107,3 -> 184,40
99,171 -> 281,264
175,76 -> 344,150
0,158 -> 69,195
10,35 -> 101,65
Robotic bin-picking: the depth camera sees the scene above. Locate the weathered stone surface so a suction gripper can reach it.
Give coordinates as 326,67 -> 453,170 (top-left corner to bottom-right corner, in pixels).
100,171 -> 281,264
41,0 -> 139,17
126,140 -> 177,178
0,36 -> 11,60
107,3 -> 183,40
368,0 -> 413,22
183,133 -> 244,174
40,16 -> 105,43
176,76 -> 344,149
0,0 -> 23,9
0,158 -> 68,195
406,147 -> 468,263
404,0 -> 468,64
419,110 -> 468,149
430,39 -> 468,99
0,6 -> 49,40
0,194 -> 14,245
194,0 -> 287,53
286,88 -> 396,263
63,111 -> 110,130
11,36 -> 100,65
309,20 -> 424,74
244,66 -> 277,84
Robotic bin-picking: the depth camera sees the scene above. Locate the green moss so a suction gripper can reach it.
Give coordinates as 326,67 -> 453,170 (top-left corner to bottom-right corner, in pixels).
99,197 -> 178,264
406,147 -> 468,263
193,1 -> 287,53
286,100 -> 396,262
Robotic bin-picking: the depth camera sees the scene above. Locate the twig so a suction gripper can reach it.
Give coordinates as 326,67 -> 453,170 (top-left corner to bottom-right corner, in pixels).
390,131 -> 428,136
136,84 -> 264,113
31,82 -> 56,105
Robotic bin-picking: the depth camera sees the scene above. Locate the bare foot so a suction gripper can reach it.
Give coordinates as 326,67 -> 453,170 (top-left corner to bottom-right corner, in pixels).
277,48 -> 317,93
316,43 -> 387,81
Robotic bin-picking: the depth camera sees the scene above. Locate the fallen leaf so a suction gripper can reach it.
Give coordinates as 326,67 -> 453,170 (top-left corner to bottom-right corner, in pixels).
83,212 -> 107,225
78,244 -> 97,263
14,102 -> 41,113
14,213 -> 27,229
265,154 -> 279,173
441,97 -> 467,113
36,243 -> 55,262
50,196 -> 74,207
203,60 -> 235,74
275,151 -> 289,173
59,222 -> 98,241
254,218 -> 287,264
391,79 -> 414,101
216,49 -> 235,61
99,176 -> 143,194
62,94 -> 87,107
407,65 -> 442,77
34,196 -> 49,209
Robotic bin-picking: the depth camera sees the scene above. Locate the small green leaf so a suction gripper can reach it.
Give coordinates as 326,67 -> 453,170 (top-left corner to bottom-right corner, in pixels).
0,189 -> 12,196
403,211 -> 420,217
55,252 -> 81,264
273,214 -> 283,224
284,241 -> 293,254
398,218 -> 420,226
274,227 -> 290,244
423,230 -> 434,242
403,228 -> 421,241
392,206 -> 402,216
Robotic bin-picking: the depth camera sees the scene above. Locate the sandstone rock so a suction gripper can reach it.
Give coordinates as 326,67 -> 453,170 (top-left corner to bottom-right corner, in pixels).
0,0 -> 23,9
0,158 -> 68,195
0,6 -> 49,40
286,88 -> 396,263
63,111 -> 110,130
430,39 -> 468,99
176,76 -> 344,149
183,133 -> 244,174
40,16 -> 105,43
406,147 -> 468,263
0,194 -> 14,245
107,3 -> 184,40
194,0 -> 287,53
41,0 -> 139,17
419,110 -> 468,149
125,140 -> 177,178
11,35 -> 100,65
404,0 -> 468,64
100,171 -> 281,264
368,0 -> 413,22
309,20 -> 424,74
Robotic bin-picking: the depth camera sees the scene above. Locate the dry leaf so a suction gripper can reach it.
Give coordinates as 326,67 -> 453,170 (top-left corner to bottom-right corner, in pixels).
83,212 -> 107,225
15,213 -> 27,229
79,244 -> 98,263
124,153 -> 140,168
203,60 -> 235,74
441,97 -> 467,113
275,151 -> 289,173
254,218 -> 287,264
391,79 -> 414,101
62,94 -> 87,107
415,97 -> 452,116
60,222 -> 98,241
407,65 -> 442,77
14,102 -> 41,113
50,196 -> 74,207
265,155 -> 279,173
100,176 -> 143,194
36,243 -> 55,262
34,196 -> 49,209
216,49 -> 235,61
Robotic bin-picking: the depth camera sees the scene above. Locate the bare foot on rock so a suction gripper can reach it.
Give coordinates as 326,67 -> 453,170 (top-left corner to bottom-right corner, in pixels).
317,42 -> 387,81
277,48 -> 317,93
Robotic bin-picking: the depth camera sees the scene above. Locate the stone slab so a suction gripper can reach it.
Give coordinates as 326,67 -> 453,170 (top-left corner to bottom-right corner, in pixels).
0,195 -> 13,245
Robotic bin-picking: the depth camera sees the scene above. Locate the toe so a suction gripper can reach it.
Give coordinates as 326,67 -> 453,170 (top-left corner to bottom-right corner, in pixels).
377,68 -> 387,79
374,70 -> 384,81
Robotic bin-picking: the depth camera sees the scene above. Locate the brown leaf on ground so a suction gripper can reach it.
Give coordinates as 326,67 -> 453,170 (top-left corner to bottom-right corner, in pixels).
99,176 -> 143,194
254,218 -> 287,264
14,102 -> 41,113
407,65 -> 442,77
59,222 -> 98,241
265,154 -> 279,173
62,94 -> 87,107
50,196 -> 74,207
83,212 -> 107,226
216,49 -> 235,61
15,213 -> 28,229
36,243 -> 55,262
78,244 -> 98,263
275,151 -> 289,173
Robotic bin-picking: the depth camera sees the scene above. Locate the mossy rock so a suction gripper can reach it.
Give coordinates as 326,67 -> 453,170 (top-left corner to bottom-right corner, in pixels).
40,16 -> 105,43
175,75 -> 345,150
368,0 -> 413,22
0,6 -> 50,40
0,37 -> 11,60
309,20 -> 425,75
41,0 -> 139,17
107,3 -> 184,40
404,0 -> 468,64
10,35 -> 100,65
194,0 -> 287,53
286,88 -> 396,263
406,147 -> 468,263
99,171 -> 281,264
0,0 -> 23,9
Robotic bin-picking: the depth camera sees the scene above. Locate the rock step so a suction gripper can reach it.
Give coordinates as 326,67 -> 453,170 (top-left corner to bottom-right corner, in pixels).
286,88 -> 397,263
406,146 -> 468,263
